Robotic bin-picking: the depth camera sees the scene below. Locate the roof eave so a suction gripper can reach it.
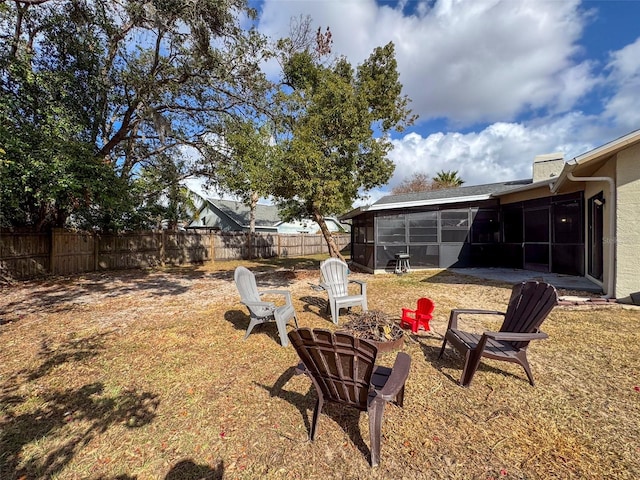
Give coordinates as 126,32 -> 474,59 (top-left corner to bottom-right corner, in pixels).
552,128 -> 640,193
339,206 -> 370,221
363,194 -> 495,213
491,179 -> 556,196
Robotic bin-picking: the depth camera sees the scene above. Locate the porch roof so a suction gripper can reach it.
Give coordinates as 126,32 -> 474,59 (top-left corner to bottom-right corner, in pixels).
340,179 -> 532,220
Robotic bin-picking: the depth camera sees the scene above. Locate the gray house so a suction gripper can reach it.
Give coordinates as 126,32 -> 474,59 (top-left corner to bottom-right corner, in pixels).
187,195 -> 348,235
188,198 -> 281,232
342,129 -> 640,301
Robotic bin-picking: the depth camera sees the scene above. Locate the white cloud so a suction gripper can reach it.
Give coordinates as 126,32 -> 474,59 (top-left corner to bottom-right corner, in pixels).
385,114 -> 599,190
603,37 -> 640,130
257,0 -> 597,125
256,0 -> 639,207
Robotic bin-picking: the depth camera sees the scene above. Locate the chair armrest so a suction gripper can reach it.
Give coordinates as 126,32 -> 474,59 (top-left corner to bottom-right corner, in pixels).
447,309 -> 505,330
401,308 -> 416,316
376,352 -> 411,401
483,331 -> 549,342
259,289 -> 292,304
242,300 -> 276,309
318,283 -> 334,301
348,279 -> 366,295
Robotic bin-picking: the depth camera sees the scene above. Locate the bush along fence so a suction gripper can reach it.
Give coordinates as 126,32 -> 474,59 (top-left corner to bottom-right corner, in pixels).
0,229 -> 351,280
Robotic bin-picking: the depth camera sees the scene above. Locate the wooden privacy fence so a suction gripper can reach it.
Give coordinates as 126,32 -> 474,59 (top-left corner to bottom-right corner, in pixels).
212,232 -> 350,260
0,229 -> 350,280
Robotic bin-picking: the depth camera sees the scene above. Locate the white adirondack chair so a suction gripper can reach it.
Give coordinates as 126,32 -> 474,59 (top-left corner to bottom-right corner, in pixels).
319,258 -> 368,325
234,266 -> 299,347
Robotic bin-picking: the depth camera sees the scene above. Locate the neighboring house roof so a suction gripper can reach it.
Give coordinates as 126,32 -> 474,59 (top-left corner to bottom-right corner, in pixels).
275,217 -> 348,234
183,181 -> 348,233
211,199 -> 281,229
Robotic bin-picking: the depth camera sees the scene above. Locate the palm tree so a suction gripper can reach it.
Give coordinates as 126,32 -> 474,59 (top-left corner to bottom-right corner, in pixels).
432,170 -> 465,189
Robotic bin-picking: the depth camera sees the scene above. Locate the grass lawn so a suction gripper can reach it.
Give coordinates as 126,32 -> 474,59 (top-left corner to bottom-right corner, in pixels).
1,256 -> 639,479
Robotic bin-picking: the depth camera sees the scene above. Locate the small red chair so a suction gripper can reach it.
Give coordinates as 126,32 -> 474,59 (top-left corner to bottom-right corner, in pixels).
401,297 -> 435,333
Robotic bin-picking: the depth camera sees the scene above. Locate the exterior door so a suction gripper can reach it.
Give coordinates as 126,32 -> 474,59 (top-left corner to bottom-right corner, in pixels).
523,207 -> 550,272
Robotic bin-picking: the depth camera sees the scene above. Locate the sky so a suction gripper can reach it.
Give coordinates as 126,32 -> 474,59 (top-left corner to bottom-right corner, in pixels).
250,0 -> 640,205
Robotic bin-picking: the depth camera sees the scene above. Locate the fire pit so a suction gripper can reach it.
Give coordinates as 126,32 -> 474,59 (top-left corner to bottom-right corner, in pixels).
338,310 -> 405,353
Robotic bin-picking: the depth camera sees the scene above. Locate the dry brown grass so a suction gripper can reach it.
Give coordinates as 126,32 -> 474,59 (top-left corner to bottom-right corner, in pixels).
1,256 -> 639,480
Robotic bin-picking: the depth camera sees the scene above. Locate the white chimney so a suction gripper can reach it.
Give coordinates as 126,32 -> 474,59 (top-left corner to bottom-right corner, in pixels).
533,152 -> 564,183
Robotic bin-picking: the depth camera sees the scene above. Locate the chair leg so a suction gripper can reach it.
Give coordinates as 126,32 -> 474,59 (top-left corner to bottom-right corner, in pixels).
516,352 -> 536,386
274,318 -> 289,347
460,349 -> 482,387
420,318 -> 431,332
331,303 -> 339,325
244,318 -> 260,340
368,399 -> 385,467
395,385 -> 406,408
309,396 -> 324,441
438,338 -> 448,358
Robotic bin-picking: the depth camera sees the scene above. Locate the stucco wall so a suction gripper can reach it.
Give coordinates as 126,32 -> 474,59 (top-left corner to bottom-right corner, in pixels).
500,185 -> 581,205
615,142 -> 640,300
582,160 -> 616,292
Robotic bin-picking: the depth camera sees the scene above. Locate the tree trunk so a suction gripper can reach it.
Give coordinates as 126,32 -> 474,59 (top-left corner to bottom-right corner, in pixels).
312,210 -> 345,262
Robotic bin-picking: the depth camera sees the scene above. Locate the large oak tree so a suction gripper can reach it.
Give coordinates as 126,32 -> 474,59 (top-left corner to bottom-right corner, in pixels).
0,0 -> 270,231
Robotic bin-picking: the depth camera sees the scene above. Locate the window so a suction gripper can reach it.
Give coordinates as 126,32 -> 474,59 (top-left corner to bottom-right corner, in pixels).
471,209 -> 500,243
409,245 -> 439,267
441,210 -> 469,243
553,200 -> 582,244
377,215 -> 406,244
503,207 -> 523,243
524,208 -> 549,242
408,211 -> 437,243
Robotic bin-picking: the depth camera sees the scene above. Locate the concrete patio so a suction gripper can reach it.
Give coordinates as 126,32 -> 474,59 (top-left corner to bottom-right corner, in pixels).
449,267 -> 602,293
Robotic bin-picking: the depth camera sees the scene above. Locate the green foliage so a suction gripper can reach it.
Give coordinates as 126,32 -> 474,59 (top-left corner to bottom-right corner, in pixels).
200,117 -> 278,234
0,46 -> 111,229
432,170 -> 465,189
272,42 -> 415,254
204,118 -> 275,203
0,0 -> 269,232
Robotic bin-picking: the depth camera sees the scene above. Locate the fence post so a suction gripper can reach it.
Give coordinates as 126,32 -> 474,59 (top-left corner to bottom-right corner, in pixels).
49,228 -> 60,274
93,232 -> 99,272
160,230 -> 166,265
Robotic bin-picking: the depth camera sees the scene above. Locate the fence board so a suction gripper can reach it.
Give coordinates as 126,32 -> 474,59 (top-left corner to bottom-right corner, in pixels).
0,232 -> 50,279
0,229 -> 350,280
98,232 -> 163,270
51,229 -> 95,275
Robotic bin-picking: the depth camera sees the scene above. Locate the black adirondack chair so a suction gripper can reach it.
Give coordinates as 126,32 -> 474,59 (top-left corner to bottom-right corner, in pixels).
438,281 -> 558,387
288,328 -> 411,467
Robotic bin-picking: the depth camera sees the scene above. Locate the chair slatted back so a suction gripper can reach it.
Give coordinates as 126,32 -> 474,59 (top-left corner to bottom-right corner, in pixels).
320,258 -> 349,298
416,297 -> 435,316
500,281 -> 558,349
234,266 -> 272,317
288,328 -> 378,410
